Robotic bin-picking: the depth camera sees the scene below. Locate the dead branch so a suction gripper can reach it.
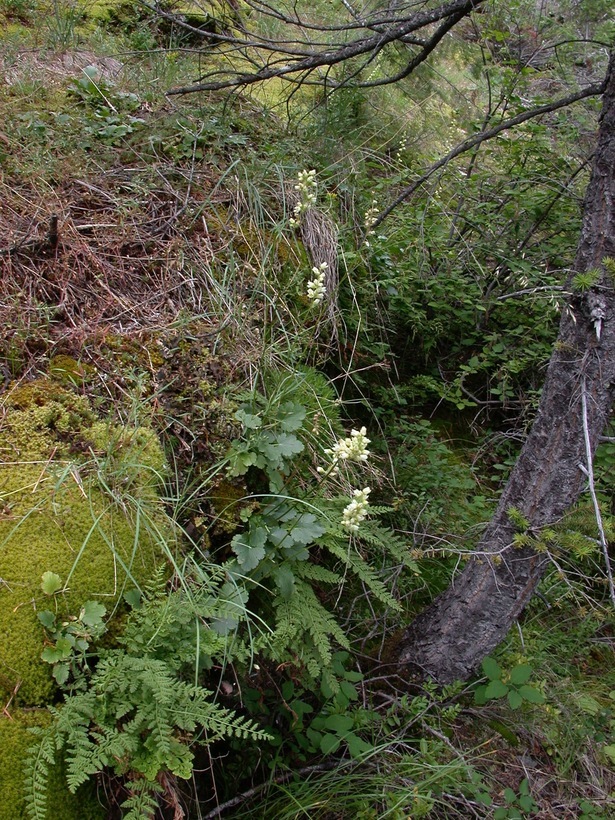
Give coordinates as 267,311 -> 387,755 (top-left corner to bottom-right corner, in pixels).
373,80 -> 606,230
161,0 -> 487,95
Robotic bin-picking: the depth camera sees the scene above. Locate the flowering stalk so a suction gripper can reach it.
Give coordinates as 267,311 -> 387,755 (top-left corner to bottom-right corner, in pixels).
327,426 -> 371,464
307,262 -> 327,306
289,169 -> 317,227
317,426 -> 371,477
342,487 -> 371,533
364,199 -> 379,247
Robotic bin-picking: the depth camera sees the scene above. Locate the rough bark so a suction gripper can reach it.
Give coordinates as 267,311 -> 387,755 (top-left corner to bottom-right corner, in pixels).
396,50 -> 615,684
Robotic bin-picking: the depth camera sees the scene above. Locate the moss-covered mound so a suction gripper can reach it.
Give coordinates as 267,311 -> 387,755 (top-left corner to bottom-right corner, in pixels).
0,380 -> 170,705
0,709 -> 103,820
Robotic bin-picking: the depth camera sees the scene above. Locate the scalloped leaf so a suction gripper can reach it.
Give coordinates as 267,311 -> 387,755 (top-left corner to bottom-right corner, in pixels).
482,656 -> 502,681
484,679 -> 508,699
518,685 -> 545,704
41,571 -> 63,595
508,664 -> 532,685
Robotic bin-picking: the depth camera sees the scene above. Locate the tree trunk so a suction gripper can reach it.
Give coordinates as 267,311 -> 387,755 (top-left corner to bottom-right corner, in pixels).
395,51 -> 615,684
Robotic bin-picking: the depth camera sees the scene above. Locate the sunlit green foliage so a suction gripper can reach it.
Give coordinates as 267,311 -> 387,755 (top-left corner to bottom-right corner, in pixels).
1,0 -> 614,817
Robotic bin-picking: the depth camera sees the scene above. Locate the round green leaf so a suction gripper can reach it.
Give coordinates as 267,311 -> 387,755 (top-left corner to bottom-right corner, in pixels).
80,600 -> 106,626
482,656 -> 502,681
474,685 -> 488,705
346,733 -> 372,758
320,733 -> 341,755
41,571 -> 63,595
53,663 -> 70,685
339,680 -> 359,701
323,713 -> 354,733
484,680 -> 508,699
519,685 -> 545,704
37,610 -> 56,629
508,664 -> 532,685
504,787 -> 516,803
507,689 -> 523,710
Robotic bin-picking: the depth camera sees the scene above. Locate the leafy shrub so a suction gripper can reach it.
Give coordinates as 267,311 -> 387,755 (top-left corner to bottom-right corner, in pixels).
475,657 -> 545,710
220,370 -> 419,688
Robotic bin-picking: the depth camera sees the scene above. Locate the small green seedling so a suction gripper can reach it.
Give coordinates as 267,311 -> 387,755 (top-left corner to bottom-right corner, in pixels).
475,657 -> 545,710
38,599 -> 107,686
494,778 -> 538,819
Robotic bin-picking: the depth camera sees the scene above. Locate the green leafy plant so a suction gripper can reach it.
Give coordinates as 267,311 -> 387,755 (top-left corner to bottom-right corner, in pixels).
302,657 -> 371,759
226,396 -> 307,491
475,657 -> 546,710
578,797 -> 607,819
25,573 -> 269,820
38,599 -> 106,687
222,381 -> 420,688
245,651 -> 373,762
494,778 -> 538,819
66,67 -> 145,145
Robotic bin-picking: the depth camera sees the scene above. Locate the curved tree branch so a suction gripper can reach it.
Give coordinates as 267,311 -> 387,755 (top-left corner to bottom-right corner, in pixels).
164,0 -> 486,95
372,80 -> 606,230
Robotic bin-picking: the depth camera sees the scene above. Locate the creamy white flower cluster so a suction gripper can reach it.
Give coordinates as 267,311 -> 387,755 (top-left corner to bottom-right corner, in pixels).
364,199 -> 379,247
307,262 -> 328,306
341,487 -> 371,533
317,426 -> 371,478
329,426 -> 371,463
290,169 -> 317,227
317,427 -> 372,534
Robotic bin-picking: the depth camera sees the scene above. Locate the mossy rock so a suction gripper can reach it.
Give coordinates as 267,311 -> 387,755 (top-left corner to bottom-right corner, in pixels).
0,381 -> 171,705
0,709 -> 103,820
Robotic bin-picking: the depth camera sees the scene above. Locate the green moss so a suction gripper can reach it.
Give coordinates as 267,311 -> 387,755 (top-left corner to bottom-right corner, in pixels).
49,355 -> 94,387
84,0 -> 229,41
0,381 -> 172,705
0,710 -> 103,820
209,479 -> 248,537
2,380 -> 96,460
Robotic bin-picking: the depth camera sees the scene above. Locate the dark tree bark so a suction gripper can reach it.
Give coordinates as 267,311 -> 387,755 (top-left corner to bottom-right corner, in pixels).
396,50 -> 615,684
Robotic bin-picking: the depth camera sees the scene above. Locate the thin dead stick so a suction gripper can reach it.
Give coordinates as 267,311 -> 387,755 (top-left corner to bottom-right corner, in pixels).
202,761 -> 338,819
579,378 -> 615,607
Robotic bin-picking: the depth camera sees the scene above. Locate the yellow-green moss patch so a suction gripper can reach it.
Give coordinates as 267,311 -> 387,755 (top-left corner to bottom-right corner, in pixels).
0,381 -> 172,705
0,709 -> 103,820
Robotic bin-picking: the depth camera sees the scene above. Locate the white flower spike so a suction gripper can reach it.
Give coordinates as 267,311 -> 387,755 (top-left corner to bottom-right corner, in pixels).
342,487 -> 371,533
307,262 -> 328,306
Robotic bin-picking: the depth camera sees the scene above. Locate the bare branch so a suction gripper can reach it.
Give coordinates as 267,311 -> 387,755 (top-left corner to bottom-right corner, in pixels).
372,81 -> 606,230
348,4 -> 474,90
165,0 -> 486,95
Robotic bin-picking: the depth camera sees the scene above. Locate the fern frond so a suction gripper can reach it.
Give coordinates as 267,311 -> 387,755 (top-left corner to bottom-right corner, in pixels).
121,778 -> 162,820
359,521 -> 419,571
24,727 -> 56,820
324,535 -> 401,611
294,562 -> 341,584
270,578 -> 349,680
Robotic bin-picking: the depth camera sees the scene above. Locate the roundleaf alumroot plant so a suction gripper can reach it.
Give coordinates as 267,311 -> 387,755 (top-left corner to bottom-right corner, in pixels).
223,371 -> 419,689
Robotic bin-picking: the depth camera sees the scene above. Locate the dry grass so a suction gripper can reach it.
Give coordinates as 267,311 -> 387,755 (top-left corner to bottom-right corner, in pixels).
0,159 -> 294,382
